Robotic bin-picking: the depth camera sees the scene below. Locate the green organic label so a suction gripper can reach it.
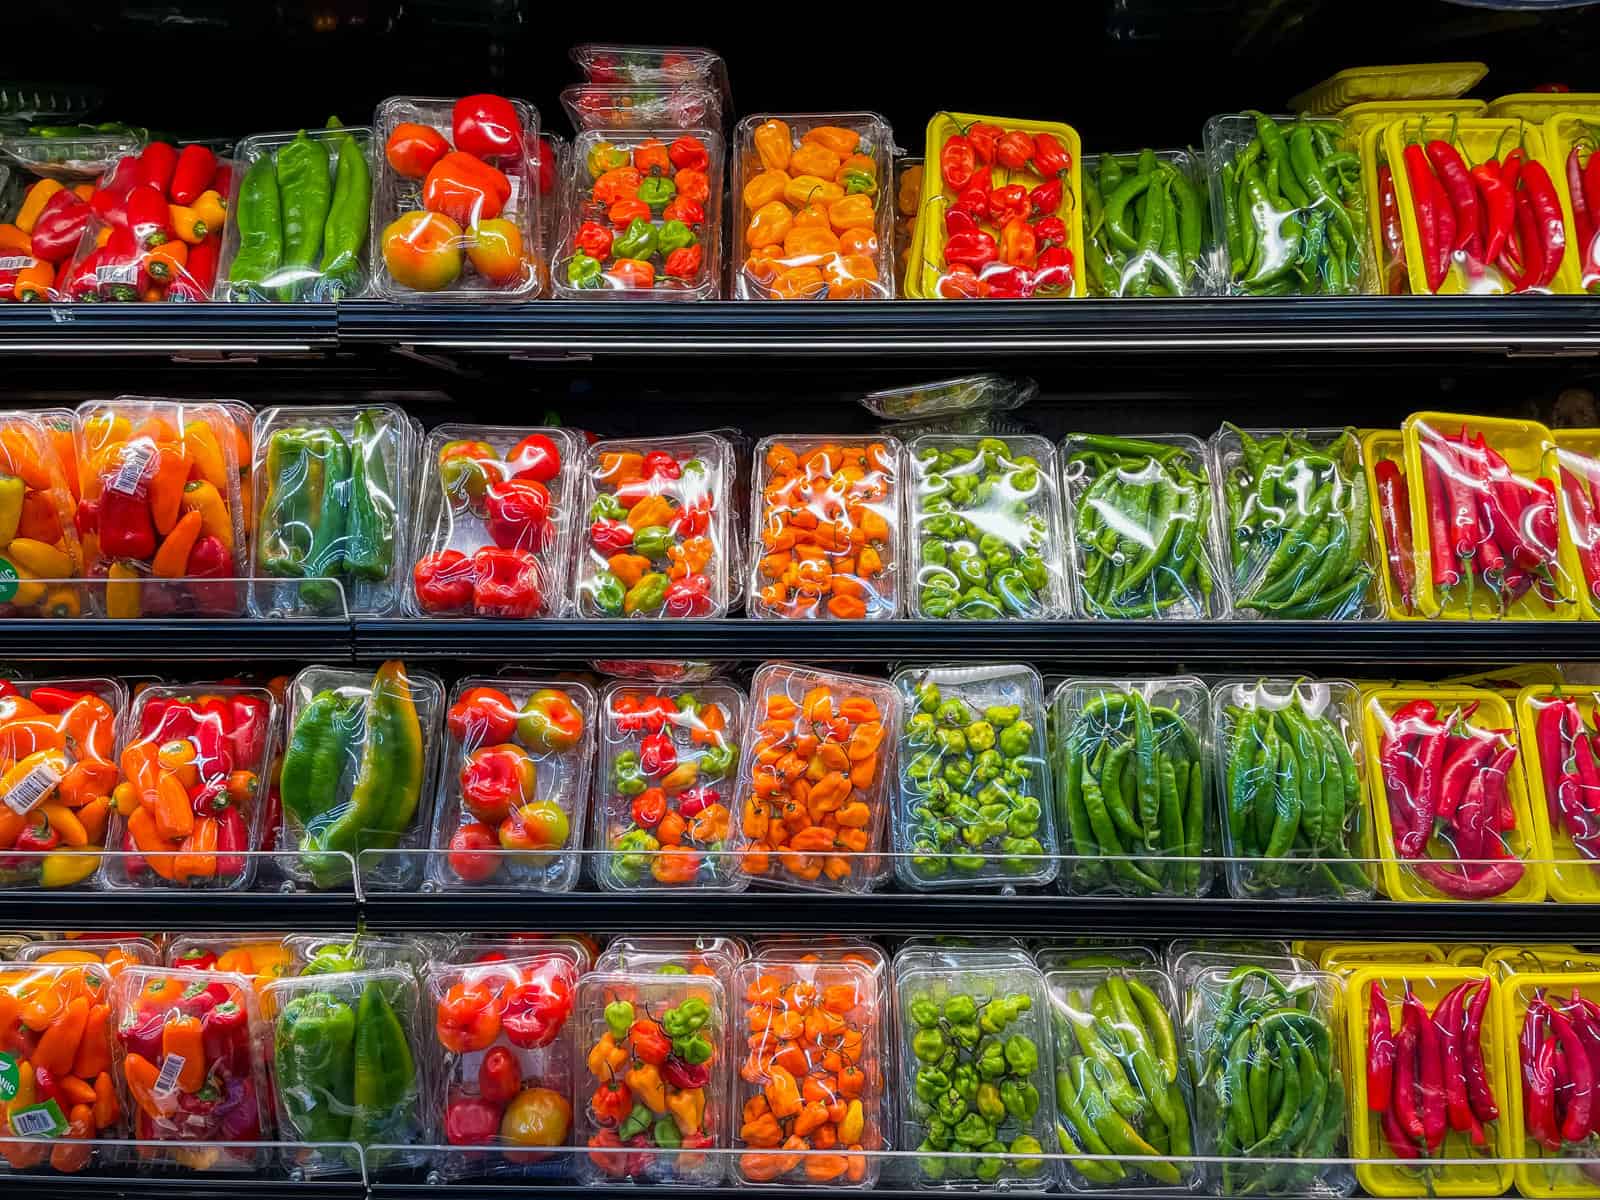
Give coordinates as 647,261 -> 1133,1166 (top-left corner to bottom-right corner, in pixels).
0,1051 -> 17,1100
9,1099 -> 66,1137
0,558 -> 18,604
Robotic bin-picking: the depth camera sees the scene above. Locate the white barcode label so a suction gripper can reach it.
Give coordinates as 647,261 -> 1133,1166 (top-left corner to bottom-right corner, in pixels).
95,259 -> 138,285
506,175 -> 523,216
3,758 -> 60,815
9,1102 -> 64,1137
153,1053 -> 185,1096
109,442 -> 154,497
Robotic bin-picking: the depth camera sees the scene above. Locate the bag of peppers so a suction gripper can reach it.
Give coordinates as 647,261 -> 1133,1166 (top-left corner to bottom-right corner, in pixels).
1347,965 -> 1511,1197
1516,685 -> 1600,904
1363,430 -> 1422,618
1555,430 -> 1600,619
1186,962 -> 1350,1196
1401,412 -> 1578,621
1204,111 -> 1371,296
1362,686 -> 1544,903
1500,968 -> 1600,1198
1083,148 -> 1212,297
1213,677 -> 1374,901
1547,113 -> 1600,293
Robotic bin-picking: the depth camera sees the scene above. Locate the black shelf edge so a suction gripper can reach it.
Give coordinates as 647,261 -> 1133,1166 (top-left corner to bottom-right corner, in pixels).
0,303 -> 336,355
3,1176 -> 361,1200
0,889 -> 357,930
373,1187 -> 935,1200
0,618 -> 353,662
354,617 -> 1600,665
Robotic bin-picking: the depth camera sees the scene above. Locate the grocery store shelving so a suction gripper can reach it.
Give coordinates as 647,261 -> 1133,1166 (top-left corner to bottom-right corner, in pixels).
6,1172 -> 362,1200
0,616 -> 353,663
0,302 -> 335,357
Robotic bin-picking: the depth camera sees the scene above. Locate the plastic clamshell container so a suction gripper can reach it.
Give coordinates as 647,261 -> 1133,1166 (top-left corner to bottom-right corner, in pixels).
574,969 -> 729,1186
1400,411 -> 1580,620
1345,965 -> 1512,1197
1441,664 -> 1568,692
1167,948 -> 1314,998
0,410 -> 82,598
1360,686 -> 1546,904
747,435 -> 901,620
1045,964 -> 1200,1192
296,932 -> 445,983
893,156 -> 923,295
1552,429 -> 1600,621
1337,99 -> 1489,136
1486,93 -> 1600,122
572,432 -> 735,619
0,131 -> 142,181
17,935 -> 160,967
1061,433 -> 1226,620
553,127 -> 724,300
1290,62 -> 1489,115
589,679 -> 747,893
1210,676 -> 1376,901
890,663 -> 1057,891
163,934 -> 298,983
1514,685 -> 1600,903
1317,942 -> 1447,972
102,682 -> 278,892
559,82 -> 723,133
1209,425 -> 1381,620
405,424 -> 581,619
1033,942 -> 1161,973
594,934 -> 747,977
1356,124 -> 1413,296
860,375 -> 1036,421
1082,148 -> 1215,296
1203,112 -> 1375,296
1496,970 -> 1600,1198
1481,946 -> 1600,978
426,676 -> 596,892
219,126 -> 374,302
729,955 -> 887,1187
370,96 -> 543,302
1384,119 -> 1582,295
568,42 -> 732,107
1360,430 -> 1422,620
249,404 -> 415,617
731,112 -> 896,301
1050,676 -> 1213,899
906,434 -> 1069,620
892,945 -> 1057,1191
1545,116 -> 1600,294
277,662 -> 446,891
913,111 -> 1086,300
733,662 -> 898,894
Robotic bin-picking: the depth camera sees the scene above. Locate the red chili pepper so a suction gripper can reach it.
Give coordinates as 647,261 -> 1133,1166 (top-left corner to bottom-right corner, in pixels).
1426,139 -> 1483,257
1406,724 -> 1448,858
1433,983 -> 1474,1134
1509,184 -> 1546,291
1471,160 -> 1515,271
1487,743 -> 1519,832
1547,1000 -> 1596,1141
1437,734 -> 1493,825
1367,981 -> 1396,1112
1403,143 -> 1449,292
1406,986 -> 1447,1151
1373,460 -> 1417,612
1381,1105 -> 1421,1160
1419,439 -> 1460,587
1524,1004 -> 1561,1150
1560,466 -> 1600,599
1520,159 -> 1568,288
1394,1007 -> 1425,1141
1537,698 -> 1569,827
1463,979 -> 1499,1124
1378,163 -> 1409,293
1412,858 -> 1524,899
1453,773 -> 1487,864
169,144 -> 217,206
1569,146 -> 1595,257
136,142 -> 179,194
939,136 -> 978,191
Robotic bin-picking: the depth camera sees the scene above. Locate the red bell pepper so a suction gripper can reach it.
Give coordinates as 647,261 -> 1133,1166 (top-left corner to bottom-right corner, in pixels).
136,142 -> 179,195
413,549 -> 475,613
471,546 -> 542,618
169,144 -> 217,206
172,947 -> 218,971
29,191 -> 91,264
100,488 -> 156,559
508,433 -> 562,483
453,94 -> 523,161
484,479 -> 551,552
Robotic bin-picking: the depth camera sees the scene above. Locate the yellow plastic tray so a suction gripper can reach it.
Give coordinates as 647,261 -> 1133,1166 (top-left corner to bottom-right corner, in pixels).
1446,944 -> 1490,967
1487,93 -> 1600,123
1340,99 -> 1488,137
1443,664 -> 1566,691
1384,119 -> 1583,296
1360,686 -> 1547,903
1401,411 -> 1581,621
914,112 -> 1085,300
1361,429 -> 1421,620
1483,944 -> 1598,978
1514,685 -> 1600,902
1552,429 -> 1600,619
1291,63 -> 1489,117
1357,125 -> 1413,296
1346,964 -> 1512,1197
1544,117 -> 1600,294
1319,942 -> 1446,973
1497,971 -> 1600,1198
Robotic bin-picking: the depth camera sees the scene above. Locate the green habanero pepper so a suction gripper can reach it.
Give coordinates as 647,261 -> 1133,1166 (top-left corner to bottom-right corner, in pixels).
623,572 -> 668,615
935,1089 -> 969,1125
631,525 -> 674,559
949,1018 -> 982,1048
653,1115 -> 681,1148
605,1000 -> 635,1038
1004,1034 -> 1039,1074
943,994 -> 978,1024
613,218 -> 659,260
998,720 -> 1034,758
1001,1078 -> 1040,1121
567,252 -> 604,289
975,1142 -> 1006,1183
588,142 -> 629,178
657,219 -> 694,253
951,1062 -> 980,1101
672,1034 -> 713,1064
975,1081 -> 1005,1120
1011,1134 -> 1046,1175
612,828 -> 659,880
662,997 -> 709,1036
699,742 -> 736,778
963,721 -> 996,753
985,704 -> 1020,727
915,1066 -> 950,1103
638,176 -> 676,209
913,1027 -> 947,1062
617,1102 -> 652,1140
655,964 -> 688,975
993,567 -> 1038,617
612,749 -> 646,796
591,568 -> 626,615
590,492 -> 627,521
936,697 -> 971,726
976,1037 -> 1007,1079
953,1112 -> 995,1147
910,998 -> 940,1028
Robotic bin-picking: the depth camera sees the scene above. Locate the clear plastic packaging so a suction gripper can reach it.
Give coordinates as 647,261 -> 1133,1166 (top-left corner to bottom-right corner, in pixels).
907,435 -> 1067,620
277,661 -> 445,891
575,968 -> 729,1186
0,676 -> 122,890
1362,430 -> 1421,618
1062,433 -> 1223,620
109,965 -> 272,1170
559,83 -> 723,134
18,935 -> 160,969
911,111 -> 1085,300
219,126 -> 374,302
1346,965 -> 1511,1196
261,968 -> 424,1176
1046,965 -> 1199,1191
748,436 -> 901,620
0,959 -> 125,1170
1401,412 -> 1579,620
730,954 -> 886,1187
1185,962 -> 1352,1197
734,662 -> 897,893
1360,687 -> 1545,903
426,677 -> 596,892
1554,429 -> 1600,619
594,935 -> 746,978
573,433 -> 734,619
894,157 -> 923,294
450,934 -> 587,970
424,951 -> 580,1181
0,412 -> 82,611
1168,948 -> 1315,998
554,128 -> 723,299
1360,123 -> 1413,296
1211,677 -> 1374,900
74,398 -> 247,614
732,113 -> 895,301
892,944 -> 1055,1189
1514,685 -> 1600,903
371,96 -> 543,301
891,663 -> 1057,891
407,425 -> 580,620
1548,114 -> 1600,293
1289,63 -> 1489,115
1033,942 -> 1161,973
292,933 -> 443,985
101,683 -> 278,892
588,658 -> 721,684
1212,425 -> 1380,620
569,43 -> 731,101
0,130 -> 141,181
1083,148 -> 1213,296
591,680 -> 746,893
1498,969 -> 1600,1200
1051,676 -> 1212,898
860,375 -> 1036,422
1203,112 -> 1373,296
250,405 -> 414,617
164,935 -> 298,984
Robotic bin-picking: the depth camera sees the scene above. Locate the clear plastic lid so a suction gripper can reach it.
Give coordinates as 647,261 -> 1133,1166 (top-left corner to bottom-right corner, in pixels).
291,932 -> 445,984
427,676 -> 596,892
0,130 -> 142,181
371,95 -> 544,301
554,128 -> 724,299
1032,941 -> 1161,972
732,113 -> 895,301
891,663 -> 1057,891
569,43 -> 730,98
594,934 -> 746,977
748,436 -> 901,620
559,83 -> 723,133
1082,148 -> 1213,297
164,934 -> 298,983
860,374 -> 1037,421
407,425 -> 582,620
17,934 -> 159,969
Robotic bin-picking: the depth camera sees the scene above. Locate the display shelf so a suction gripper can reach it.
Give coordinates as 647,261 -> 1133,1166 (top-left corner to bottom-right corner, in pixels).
0,303 -> 335,356
4,1175 -> 362,1200
0,886 -> 357,930
0,617 -> 353,662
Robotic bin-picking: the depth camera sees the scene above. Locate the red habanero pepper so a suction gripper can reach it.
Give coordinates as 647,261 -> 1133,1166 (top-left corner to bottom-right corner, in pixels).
995,131 -> 1036,172
965,123 -> 1002,165
663,573 -> 712,617
575,220 -> 613,260
1033,216 -> 1067,250
953,178 -> 990,220
590,519 -> 634,556
982,265 -> 1034,299
1394,1006 -> 1425,1141
470,546 -> 542,618
1367,982 -> 1396,1112
1028,178 -> 1063,217
943,230 -> 998,272
939,136 -> 978,190
1426,139 -> 1483,256
1407,986 -> 1447,1151
1463,980 -> 1499,1124
1521,160 -> 1568,288
944,207 -> 979,239
136,142 -> 179,195
1434,984 -> 1474,1135
1033,246 -> 1073,293
169,145 -> 217,206
998,219 -> 1038,269
638,731 -> 677,778
1032,132 -> 1072,177
1403,142 -> 1449,292
1374,460 -> 1417,612
988,184 -> 1029,227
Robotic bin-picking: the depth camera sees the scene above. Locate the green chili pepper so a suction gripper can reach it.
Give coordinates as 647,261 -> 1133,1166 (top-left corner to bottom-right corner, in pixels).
228,154 -> 284,299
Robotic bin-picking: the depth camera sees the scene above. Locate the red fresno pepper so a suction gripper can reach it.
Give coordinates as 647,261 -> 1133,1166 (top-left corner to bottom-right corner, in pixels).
471,546 -> 542,618
1366,981 -> 1396,1112
1521,159 -> 1568,288
1462,980 -> 1499,1124
939,136 -> 978,190
1032,132 -> 1072,177
137,142 -> 179,194
169,144 -> 217,206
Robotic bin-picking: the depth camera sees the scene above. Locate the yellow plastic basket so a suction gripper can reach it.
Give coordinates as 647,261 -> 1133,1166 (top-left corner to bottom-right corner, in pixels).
1543,116 -> 1600,294
1514,685 -> 1600,902
1552,428 -> 1600,619
1497,971 -> 1600,1198
1446,944 -> 1490,967
1291,63 -> 1488,117
1483,945 -> 1597,978
1341,99 -> 1488,137
1487,93 -> 1600,123
1319,942 -> 1447,973
1361,429 -> 1421,620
